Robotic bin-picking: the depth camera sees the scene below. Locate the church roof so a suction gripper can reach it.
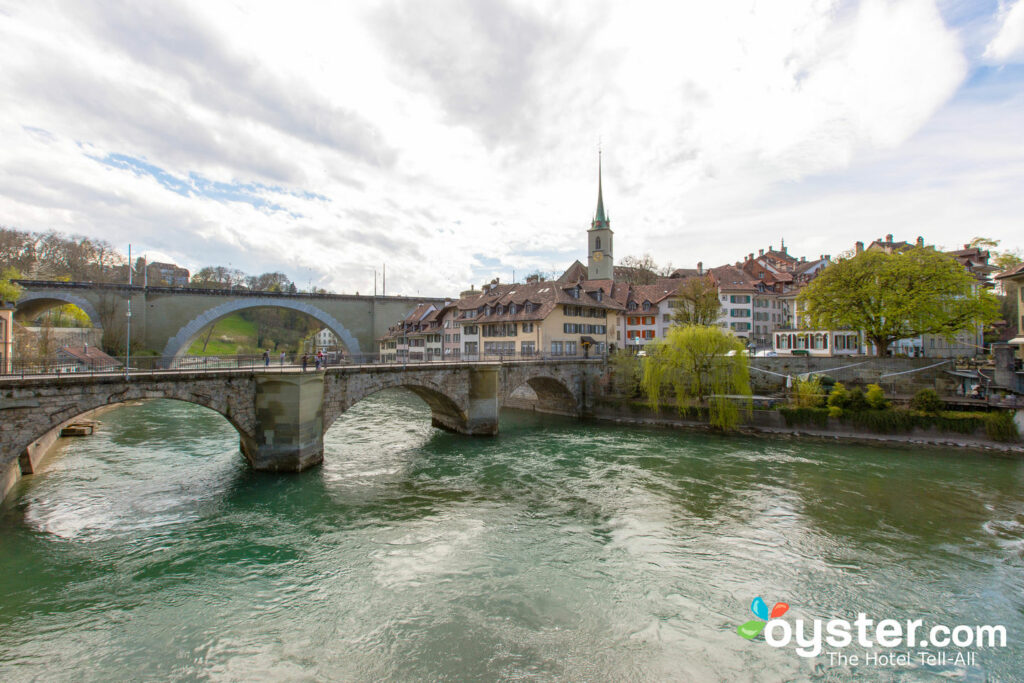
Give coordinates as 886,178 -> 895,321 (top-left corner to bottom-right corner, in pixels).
590,151 -> 610,230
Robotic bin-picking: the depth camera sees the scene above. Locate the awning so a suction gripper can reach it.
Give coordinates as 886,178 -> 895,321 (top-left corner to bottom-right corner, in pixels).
1008,336 -> 1024,346
580,336 -> 598,345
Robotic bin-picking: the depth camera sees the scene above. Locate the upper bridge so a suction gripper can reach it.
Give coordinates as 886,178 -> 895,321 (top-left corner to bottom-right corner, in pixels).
0,359 -> 604,503
12,279 -> 445,360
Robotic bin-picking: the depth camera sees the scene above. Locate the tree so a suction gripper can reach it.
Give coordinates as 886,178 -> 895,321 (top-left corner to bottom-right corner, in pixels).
617,254 -> 672,285
1,266 -> 22,302
969,236 -> 1022,272
640,325 -> 752,430
671,276 -> 720,326
798,247 -> 1000,357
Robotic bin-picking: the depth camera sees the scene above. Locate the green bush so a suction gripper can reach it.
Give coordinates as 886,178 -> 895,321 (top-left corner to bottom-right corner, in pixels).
865,383 -> 889,410
848,408 -> 916,433
985,411 -> 1020,443
828,382 -> 850,409
793,375 -> 826,408
847,387 -> 869,412
780,406 -> 830,428
828,405 -> 843,418
910,388 -> 943,413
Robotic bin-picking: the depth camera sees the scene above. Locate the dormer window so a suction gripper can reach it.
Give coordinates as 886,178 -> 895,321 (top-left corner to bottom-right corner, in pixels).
509,303 -> 517,314
628,301 -> 638,311
642,301 -> 651,311
573,285 -> 581,299
595,290 -> 603,302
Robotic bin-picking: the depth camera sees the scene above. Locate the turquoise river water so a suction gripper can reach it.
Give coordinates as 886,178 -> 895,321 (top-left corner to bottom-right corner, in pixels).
1,390 -> 1022,682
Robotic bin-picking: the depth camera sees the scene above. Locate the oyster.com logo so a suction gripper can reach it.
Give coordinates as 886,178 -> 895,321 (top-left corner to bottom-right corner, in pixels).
737,596 -> 789,640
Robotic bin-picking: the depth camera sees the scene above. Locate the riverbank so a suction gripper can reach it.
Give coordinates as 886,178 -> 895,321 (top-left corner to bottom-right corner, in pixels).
507,388 -> 1024,453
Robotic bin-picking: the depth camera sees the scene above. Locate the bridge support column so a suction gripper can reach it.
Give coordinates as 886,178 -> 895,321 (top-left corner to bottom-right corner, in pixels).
465,366 -> 499,435
243,374 -> 325,471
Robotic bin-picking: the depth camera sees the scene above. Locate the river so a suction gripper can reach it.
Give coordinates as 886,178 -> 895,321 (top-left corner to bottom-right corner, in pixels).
1,391 -> 1022,681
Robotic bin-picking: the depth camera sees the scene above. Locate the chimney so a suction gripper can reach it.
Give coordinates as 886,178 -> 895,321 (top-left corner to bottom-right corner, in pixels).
749,253 -> 754,261
886,234 -> 893,243
759,248 -> 764,256
855,241 -> 864,254
801,256 -> 806,262
697,261 -> 703,275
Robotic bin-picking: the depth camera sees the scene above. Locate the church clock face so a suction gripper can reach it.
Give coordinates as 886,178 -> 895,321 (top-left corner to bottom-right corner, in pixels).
593,251 -> 603,261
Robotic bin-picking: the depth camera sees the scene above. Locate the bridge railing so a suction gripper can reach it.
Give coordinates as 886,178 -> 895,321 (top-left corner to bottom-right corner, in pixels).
0,351 -> 608,379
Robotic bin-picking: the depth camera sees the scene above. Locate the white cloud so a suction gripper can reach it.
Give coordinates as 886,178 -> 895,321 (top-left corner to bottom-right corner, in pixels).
985,0 -> 1024,61
0,0 -> 1015,298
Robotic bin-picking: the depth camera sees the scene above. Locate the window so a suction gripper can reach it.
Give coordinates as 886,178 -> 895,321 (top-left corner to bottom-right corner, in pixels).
628,301 -> 638,311
564,323 -> 579,334
730,322 -> 751,331
551,341 -> 564,355
643,316 -> 655,325
464,341 -> 478,355
730,295 -> 751,304
521,341 -> 535,355
730,309 -> 751,318
642,330 -> 655,339
595,237 -> 601,250
565,341 -> 577,355
595,291 -> 603,302
627,330 -> 640,339
642,301 -> 651,311
509,303 -> 517,314
663,314 -> 670,322
463,325 -> 478,335
522,322 -> 534,333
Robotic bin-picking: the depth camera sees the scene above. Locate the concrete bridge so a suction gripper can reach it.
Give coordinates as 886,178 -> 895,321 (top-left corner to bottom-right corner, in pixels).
0,359 -> 604,502
12,279 -> 443,359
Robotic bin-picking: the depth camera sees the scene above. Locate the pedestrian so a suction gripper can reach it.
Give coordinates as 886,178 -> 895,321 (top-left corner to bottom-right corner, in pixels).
279,350 -> 286,366
316,349 -> 324,369
263,350 -> 270,367
315,354 -> 321,371
301,354 -> 308,372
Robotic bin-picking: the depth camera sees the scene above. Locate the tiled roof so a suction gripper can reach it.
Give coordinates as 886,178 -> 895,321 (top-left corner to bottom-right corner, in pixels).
454,278 -> 625,325
57,345 -> 119,365
995,262 -> 1024,280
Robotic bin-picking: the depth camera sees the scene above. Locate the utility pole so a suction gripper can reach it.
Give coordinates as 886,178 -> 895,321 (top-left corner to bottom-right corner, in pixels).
383,264 -> 386,296
125,244 -> 132,379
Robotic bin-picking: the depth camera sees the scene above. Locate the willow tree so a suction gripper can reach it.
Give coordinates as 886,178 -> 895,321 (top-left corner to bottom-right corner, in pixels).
798,247 -> 999,356
641,325 -> 752,430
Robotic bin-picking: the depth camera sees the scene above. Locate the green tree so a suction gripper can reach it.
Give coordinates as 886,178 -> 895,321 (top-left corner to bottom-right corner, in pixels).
798,248 -> 999,357
608,350 -> 642,396
671,276 -> 721,326
640,325 -> 752,430
1,266 -> 22,302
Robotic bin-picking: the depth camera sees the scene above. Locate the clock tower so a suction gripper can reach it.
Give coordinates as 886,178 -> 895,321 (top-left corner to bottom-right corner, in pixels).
587,151 -> 614,280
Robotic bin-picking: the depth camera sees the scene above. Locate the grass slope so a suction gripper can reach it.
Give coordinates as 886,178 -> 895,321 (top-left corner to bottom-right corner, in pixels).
187,314 -> 259,356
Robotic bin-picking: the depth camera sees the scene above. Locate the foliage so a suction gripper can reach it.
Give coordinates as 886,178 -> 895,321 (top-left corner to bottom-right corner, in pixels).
608,350 -> 642,396
793,374 -> 826,408
0,226 -> 125,282
827,382 -> 850,409
970,236 -> 1023,272
910,389 -> 943,413
1,266 -> 22,302
985,411 -> 1020,442
640,325 -> 752,430
864,384 -> 889,410
797,247 -> 1000,356
32,303 -> 93,328
828,405 -> 843,418
671,276 -> 721,327
780,407 -> 829,428
847,388 -> 869,412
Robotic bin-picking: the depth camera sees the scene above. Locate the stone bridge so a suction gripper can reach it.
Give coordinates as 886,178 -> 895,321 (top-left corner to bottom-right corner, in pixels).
13,279 -> 444,359
0,360 -> 604,502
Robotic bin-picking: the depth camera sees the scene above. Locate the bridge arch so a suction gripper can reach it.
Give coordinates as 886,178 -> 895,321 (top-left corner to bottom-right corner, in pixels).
500,366 -> 582,416
14,291 -> 103,328
323,372 -> 469,435
160,297 -> 363,362
13,380 -> 258,476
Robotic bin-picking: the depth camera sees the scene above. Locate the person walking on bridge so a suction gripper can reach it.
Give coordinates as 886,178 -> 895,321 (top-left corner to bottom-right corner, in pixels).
301,354 -> 308,372
263,350 -> 270,367
279,350 -> 286,366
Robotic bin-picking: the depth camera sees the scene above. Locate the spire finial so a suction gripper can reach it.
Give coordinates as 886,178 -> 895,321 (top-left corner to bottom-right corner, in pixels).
593,148 -> 607,228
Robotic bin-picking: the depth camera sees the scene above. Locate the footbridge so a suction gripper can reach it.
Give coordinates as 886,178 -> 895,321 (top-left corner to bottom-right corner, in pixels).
0,359 -> 604,502
12,280 -> 443,359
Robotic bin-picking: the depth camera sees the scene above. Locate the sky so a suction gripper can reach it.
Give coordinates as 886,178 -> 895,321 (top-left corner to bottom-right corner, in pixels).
1,0 -> 1022,297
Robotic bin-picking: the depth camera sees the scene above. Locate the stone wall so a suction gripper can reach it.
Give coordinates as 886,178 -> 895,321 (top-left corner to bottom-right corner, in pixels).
748,356 -> 957,395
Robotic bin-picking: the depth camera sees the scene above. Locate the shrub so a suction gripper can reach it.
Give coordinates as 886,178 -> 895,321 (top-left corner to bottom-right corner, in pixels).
828,405 -> 843,419
780,406 -> 829,428
865,383 -> 889,410
910,388 -> 943,413
849,408 -> 916,433
793,374 -> 826,408
847,387 -> 869,412
828,382 -> 850,409
985,411 -> 1020,443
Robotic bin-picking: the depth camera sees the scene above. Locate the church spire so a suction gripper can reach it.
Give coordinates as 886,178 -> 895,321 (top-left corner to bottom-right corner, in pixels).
592,150 -> 608,230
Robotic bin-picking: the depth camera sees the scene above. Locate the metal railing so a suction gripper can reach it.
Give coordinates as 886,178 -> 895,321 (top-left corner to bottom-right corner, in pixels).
0,351 -> 607,380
